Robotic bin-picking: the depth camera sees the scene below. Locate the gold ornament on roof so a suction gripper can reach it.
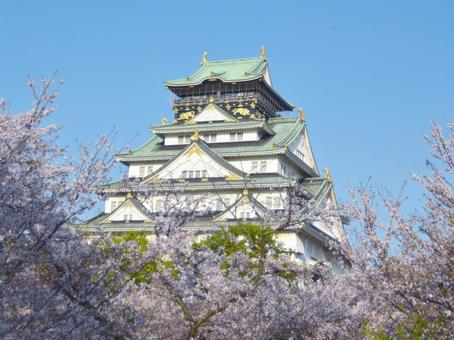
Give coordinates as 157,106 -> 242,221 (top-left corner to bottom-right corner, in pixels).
161,116 -> 167,125
324,167 -> 332,182
260,46 -> 267,60
127,192 -> 133,198
298,107 -> 305,121
177,111 -> 195,121
201,51 -> 207,65
243,188 -> 249,196
209,96 -> 215,103
233,107 -> 251,116
191,130 -> 200,141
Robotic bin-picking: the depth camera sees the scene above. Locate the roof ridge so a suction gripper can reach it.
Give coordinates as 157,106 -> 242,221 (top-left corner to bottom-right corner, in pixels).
205,56 -> 263,64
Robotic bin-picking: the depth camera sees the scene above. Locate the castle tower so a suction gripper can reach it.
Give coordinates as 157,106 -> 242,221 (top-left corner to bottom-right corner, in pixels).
83,50 -> 349,270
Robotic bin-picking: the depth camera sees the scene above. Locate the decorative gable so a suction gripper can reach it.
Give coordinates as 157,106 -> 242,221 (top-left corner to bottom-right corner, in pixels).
186,103 -> 237,124
142,138 -> 245,183
100,195 -> 152,224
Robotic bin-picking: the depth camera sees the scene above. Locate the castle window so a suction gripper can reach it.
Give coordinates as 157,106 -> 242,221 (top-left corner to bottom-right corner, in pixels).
216,199 -> 223,211
139,166 -> 145,177
203,134 -> 217,142
224,198 -> 231,207
251,161 -> 258,172
182,170 -> 208,179
178,135 -> 191,144
156,199 -> 164,212
240,211 -> 250,219
266,196 -> 273,209
260,161 -> 267,172
229,132 -> 243,141
273,197 -> 281,209
147,165 -> 153,175
111,201 -> 118,211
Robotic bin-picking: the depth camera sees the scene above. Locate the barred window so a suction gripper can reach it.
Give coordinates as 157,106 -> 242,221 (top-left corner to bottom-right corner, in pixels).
139,166 -> 145,177
251,161 -> 258,172
260,161 -> 267,172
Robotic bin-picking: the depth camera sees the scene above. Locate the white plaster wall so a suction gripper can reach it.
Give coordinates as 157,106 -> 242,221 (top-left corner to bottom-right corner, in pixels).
278,159 -> 303,178
229,158 -> 279,174
156,148 -> 234,179
109,205 -> 148,222
128,163 -> 165,178
105,196 -> 126,213
164,130 -> 260,146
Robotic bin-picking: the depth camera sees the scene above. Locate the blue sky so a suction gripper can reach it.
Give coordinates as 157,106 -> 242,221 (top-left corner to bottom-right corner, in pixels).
1,0 -> 453,212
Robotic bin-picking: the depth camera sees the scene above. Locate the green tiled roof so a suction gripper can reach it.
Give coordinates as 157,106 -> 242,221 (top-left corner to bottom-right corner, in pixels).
117,116 -> 318,177
165,57 -> 267,87
85,196 -> 152,225
119,117 -> 298,159
150,120 -> 275,136
100,174 -> 293,193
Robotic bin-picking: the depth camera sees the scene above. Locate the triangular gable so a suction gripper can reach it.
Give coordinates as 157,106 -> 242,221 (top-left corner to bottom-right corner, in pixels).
99,196 -> 152,224
142,139 -> 245,183
214,192 -> 268,222
186,103 -> 237,124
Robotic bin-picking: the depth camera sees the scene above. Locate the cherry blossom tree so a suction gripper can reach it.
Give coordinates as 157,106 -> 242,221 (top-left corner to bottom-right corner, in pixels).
1,75 -> 452,339
336,121 -> 454,338
0,76 -> 132,338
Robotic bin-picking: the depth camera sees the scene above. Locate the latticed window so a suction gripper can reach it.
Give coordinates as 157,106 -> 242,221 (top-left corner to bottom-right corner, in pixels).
203,134 -> 217,142
251,161 -> 258,172
266,196 -> 273,209
216,199 -> 223,211
240,211 -> 250,219
260,161 -> 267,172
147,165 -> 153,175
229,132 -> 243,141
139,166 -> 145,177
156,199 -> 164,212
224,198 -> 231,207
274,197 -> 281,209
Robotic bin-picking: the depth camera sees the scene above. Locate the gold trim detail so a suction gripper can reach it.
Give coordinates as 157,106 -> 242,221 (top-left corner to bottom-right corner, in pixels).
201,51 -> 207,65
324,167 -> 332,182
260,46 -> 267,60
191,130 -> 200,141
233,108 -> 250,116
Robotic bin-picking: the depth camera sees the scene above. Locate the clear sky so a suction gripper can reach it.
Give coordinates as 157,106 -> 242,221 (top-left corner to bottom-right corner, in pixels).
1,0 -> 453,212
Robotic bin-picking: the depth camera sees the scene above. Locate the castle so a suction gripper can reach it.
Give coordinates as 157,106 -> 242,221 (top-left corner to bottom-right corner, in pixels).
82,49 -> 349,269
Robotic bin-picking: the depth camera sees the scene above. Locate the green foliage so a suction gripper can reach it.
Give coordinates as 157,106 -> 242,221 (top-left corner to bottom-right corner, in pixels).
112,231 -> 148,252
193,223 -> 295,281
363,314 -> 442,340
193,223 -> 288,259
